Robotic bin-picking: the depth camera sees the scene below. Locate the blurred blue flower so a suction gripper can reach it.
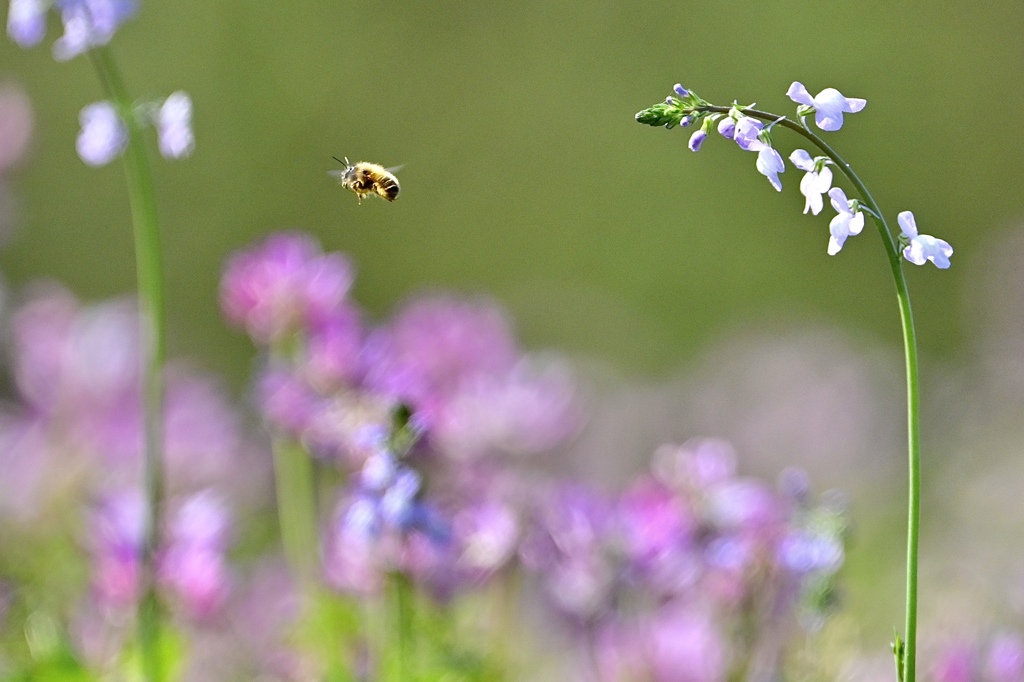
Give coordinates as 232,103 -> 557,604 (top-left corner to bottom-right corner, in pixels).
157,90 -> 194,159
52,0 -> 137,60
6,0 -> 46,47
76,100 -> 126,166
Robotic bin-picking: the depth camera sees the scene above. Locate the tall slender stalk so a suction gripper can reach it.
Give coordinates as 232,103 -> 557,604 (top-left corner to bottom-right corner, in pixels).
699,105 -> 922,682
89,45 -> 167,682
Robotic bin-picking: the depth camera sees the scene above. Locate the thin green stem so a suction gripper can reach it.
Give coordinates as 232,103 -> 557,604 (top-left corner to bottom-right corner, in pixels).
393,572 -> 415,682
88,46 -> 166,682
700,105 -> 922,682
270,435 -> 320,584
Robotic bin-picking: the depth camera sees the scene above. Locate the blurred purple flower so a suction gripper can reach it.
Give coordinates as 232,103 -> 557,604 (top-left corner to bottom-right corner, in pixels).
220,232 -> 355,345
362,296 -> 519,428
89,490 -> 144,608
52,0 -> 137,61
987,633 -> 1024,682
300,304 -> 364,388
76,101 -> 127,166
932,642 -> 977,682
648,607 -> 728,682
255,366 -> 322,435
6,0 -> 46,47
617,477 -> 693,574
157,90 -> 194,159
159,491 -> 232,621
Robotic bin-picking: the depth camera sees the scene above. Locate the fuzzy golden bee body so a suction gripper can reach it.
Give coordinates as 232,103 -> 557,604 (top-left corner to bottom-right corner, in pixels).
329,157 -> 401,203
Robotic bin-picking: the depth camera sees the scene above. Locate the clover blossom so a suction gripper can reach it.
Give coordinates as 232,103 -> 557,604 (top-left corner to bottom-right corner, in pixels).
52,0 -> 137,61
826,187 -> 865,255
786,81 -> 866,132
790,149 -> 833,215
76,101 -> 127,166
898,211 -> 953,269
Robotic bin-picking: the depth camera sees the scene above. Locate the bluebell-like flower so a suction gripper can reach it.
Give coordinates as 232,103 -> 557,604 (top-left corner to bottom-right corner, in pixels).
7,0 -> 47,47
898,211 -> 952,269
76,101 -> 127,166
688,129 -> 706,152
157,91 -> 194,159
786,82 -> 866,132
826,187 -> 864,255
789,149 -> 833,215
52,0 -> 137,61
673,83 -> 689,98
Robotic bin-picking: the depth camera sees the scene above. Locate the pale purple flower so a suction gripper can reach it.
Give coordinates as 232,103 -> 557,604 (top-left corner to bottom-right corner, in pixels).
220,232 -> 355,344
76,101 -> 127,166
789,149 -> 833,215
777,530 -> 844,574
52,0 -> 137,61
649,607 -> 727,682
732,116 -> 764,151
786,81 -> 866,132
301,304 -> 364,388
688,129 -> 706,152
6,0 -> 46,47
255,367 -> 321,434
157,90 -> 193,159
932,643 -> 976,682
717,116 -> 736,139
617,477 -> 694,572
826,187 -> 864,255
755,146 -> 785,191
673,83 -> 688,98
898,210 -> 952,269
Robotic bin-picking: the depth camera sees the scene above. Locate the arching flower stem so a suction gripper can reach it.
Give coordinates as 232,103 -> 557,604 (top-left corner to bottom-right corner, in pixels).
700,103 -> 922,682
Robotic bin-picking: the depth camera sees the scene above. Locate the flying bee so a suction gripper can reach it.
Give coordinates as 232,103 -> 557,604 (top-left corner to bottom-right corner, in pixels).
329,156 -> 401,203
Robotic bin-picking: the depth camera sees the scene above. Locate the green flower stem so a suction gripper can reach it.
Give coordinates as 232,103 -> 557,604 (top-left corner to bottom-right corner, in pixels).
88,46 -> 167,682
392,572 -> 415,682
270,435 -> 320,585
701,105 -> 921,682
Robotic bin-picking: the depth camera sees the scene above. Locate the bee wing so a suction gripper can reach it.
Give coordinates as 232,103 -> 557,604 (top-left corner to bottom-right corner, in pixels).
327,170 -> 345,180
385,164 -> 405,174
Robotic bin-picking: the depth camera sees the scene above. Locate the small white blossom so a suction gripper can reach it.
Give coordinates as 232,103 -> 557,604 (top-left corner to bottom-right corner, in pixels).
898,211 -> 952,269
76,101 -> 127,166
755,146 -> 785,192
786,82 -> 866,132
53,0 -> 137,61
157,91 -> 194,159
826,187 -> 864,255
789,149 -> 833,215
7,0 -> 47,47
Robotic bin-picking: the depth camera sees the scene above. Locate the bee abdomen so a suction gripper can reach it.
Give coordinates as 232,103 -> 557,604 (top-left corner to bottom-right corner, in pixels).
377,179 -> 400,201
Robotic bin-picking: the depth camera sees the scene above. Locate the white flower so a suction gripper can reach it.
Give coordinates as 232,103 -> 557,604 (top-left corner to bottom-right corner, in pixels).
53,0 -> 138,61
789,149 -> 833,215
898,211 -> 952,269
826,187 -> 864,255
755,146 -> 785,192
786,82 -> 866,132
76,101 -> 127,166
157,91 -> 194,159
7,0 -> 47,47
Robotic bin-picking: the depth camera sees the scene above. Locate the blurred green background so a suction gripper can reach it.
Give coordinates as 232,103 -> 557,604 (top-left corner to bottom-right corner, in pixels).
2,0 -> 1024,658
3,0 -> 1021,387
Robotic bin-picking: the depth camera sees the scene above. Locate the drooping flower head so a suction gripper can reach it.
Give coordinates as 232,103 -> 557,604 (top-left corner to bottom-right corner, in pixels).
898,211 -> 952,269
786,82 -> 866,132
157,91 -> 194,159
